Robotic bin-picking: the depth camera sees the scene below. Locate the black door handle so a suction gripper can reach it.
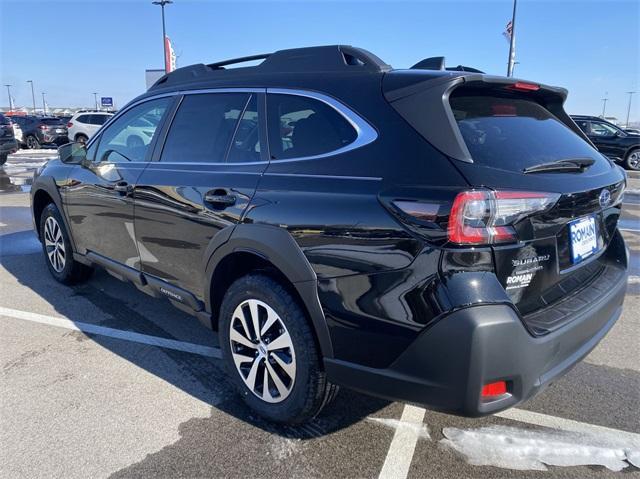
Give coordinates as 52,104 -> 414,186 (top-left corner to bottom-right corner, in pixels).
204,190 -> 236,207
113,182 -> 133,194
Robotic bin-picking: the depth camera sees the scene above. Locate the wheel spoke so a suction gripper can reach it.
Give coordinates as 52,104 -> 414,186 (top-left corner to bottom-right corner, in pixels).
245,356 -> 261,392
260,308 -> 279,337
233,309 -> 251,340
230,328 -> 257,349
249,300 -> 261,341
267,331 -> 292,352
266,361 -> 288,398
232,352 -> 254,371
272,352 -> 295,380
262,366 -> 272,401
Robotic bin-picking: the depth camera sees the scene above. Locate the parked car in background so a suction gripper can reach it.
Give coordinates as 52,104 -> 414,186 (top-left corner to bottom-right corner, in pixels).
8,117 -> 23,145
623,127 -> 640,135
572,115 -> 640,170
0,114 -> 19,165
67,111 -> 114,143
11,116 -> 69,149
58,115 -> 73,124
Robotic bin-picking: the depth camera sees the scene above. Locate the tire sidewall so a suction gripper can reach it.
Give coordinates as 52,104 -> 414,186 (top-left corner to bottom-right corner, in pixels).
27,135 -> 40,149
40,203 -> 75,282
219,275 -> 319,422
625,148 -> 640,171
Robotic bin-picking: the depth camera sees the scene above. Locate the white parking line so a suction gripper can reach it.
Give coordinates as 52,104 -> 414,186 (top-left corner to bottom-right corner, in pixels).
0,306 -> 222,358
3,305 -> 639,475
378,405 -> 426,479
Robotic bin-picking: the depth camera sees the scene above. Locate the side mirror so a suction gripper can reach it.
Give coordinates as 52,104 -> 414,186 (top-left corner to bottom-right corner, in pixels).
58,142 -> 87,164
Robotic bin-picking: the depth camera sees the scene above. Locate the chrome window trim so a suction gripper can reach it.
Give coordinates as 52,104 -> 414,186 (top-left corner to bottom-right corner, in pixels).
266,87 -> 378,162
89,87 -> 378,164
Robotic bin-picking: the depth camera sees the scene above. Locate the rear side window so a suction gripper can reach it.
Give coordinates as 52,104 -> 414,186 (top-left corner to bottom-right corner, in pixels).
267,94 -> 357,160
450,95 -> 603,171
92,114 -> 111,126
161,93 -> 249,163
77,115 -> 91,124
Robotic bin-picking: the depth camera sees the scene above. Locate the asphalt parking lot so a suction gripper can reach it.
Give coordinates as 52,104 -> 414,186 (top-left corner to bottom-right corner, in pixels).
1,151 -> 639,478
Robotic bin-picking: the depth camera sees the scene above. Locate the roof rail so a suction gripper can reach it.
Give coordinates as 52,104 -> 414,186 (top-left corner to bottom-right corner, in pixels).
149,45 -> 391,91
207,53 -> 272,70
411,56 -> 484,74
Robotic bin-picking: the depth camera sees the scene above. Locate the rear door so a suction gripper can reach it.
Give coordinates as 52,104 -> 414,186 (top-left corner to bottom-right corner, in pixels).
134,90 -> 267,297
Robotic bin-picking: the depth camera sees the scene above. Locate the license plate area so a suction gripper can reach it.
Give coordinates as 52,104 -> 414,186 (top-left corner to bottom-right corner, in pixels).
569,215 -> 600,264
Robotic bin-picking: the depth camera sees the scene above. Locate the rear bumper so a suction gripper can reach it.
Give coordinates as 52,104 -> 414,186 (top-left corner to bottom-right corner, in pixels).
0,139 -> 18,157
325,258 -> 628,416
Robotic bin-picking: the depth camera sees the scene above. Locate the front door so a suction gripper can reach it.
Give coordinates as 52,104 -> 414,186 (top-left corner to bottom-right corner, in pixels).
134,91 -> 267,296
62,97 -> 173,268
587,120 -> 623,160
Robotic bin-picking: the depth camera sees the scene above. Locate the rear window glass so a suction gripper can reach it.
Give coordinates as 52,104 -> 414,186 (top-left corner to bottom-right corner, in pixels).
0,114 -> 9,125
42,118 -> 63,125
267,94 -> 357,160
450,95 -> 603,171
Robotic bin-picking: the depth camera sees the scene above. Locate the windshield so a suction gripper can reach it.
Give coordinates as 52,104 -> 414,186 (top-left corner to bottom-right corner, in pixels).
450,95 -> 607,172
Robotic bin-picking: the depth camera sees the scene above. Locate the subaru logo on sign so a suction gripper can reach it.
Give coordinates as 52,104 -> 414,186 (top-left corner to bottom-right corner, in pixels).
599,189 -> 611,208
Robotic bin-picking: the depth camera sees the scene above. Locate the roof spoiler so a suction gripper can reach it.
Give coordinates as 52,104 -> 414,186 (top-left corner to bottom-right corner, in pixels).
411,56 -> 485,74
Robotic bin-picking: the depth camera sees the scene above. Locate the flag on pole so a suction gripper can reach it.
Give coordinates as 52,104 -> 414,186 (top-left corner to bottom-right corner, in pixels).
503,20 -> 513,42
164,35 -> 177,73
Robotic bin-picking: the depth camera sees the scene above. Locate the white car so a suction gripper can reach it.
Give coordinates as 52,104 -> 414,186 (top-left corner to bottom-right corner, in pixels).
67,112 -> 113,144
9,118 -> 23,145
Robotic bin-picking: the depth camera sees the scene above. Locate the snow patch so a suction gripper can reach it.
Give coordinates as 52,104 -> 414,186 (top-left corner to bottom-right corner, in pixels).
441,425 -> 640,472
368,417 -> 431,439
270,436 -> 301,460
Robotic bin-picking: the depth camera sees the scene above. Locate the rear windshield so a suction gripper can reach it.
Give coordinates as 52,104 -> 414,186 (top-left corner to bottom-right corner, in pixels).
42,118 -> 64,125
450,95 -> 603,171
0,114 -> 9,125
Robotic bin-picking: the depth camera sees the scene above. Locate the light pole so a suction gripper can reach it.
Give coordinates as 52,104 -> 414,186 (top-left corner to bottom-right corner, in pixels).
26,80 -> 36,114
625,91 -> 636,127
93,92 -> 98,110
506,0 -> 517,77
4,84 -> 12,111
152,0 -> 173,73
601,95 -> 608,118
41,92 -> 47,115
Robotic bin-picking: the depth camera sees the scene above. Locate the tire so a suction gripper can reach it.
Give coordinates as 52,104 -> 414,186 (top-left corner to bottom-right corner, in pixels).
26,135 -> 40,149
0,154 -> 6,166
219,273 -> 337,424
624,148 -> 640,171
39,203 -> 93,284
75,134 -> 88,145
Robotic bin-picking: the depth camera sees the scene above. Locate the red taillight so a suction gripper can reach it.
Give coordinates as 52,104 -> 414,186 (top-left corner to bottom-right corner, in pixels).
38,124 -> 48,130
67,122 -> 73,128
448,190 -> 560,245
508,81 -> 540,92
481,381 -> 507,398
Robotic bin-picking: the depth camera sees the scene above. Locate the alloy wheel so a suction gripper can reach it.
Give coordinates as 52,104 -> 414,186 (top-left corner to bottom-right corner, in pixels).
229,299 -> 296,403
44,216 -> 66,272
628,151 -> 640,170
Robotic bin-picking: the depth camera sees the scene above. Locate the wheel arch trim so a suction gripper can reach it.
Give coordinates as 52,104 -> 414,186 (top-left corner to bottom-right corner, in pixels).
204,224 -> 334,358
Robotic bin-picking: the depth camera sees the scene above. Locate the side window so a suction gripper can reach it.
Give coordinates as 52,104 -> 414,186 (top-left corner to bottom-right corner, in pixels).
160,93 -> 249,163
575,120 -> 589,134
590,121 -> 617,137
267,94 -> 357,160
77,115 -> 91,124
93,114 -> 110,126
227,95 -> 261,163
95,97 -> 170,163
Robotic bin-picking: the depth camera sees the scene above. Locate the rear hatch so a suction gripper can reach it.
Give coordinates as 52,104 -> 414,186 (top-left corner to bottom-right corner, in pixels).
384,72 -> 627,334
40,118 -> 68,136
0,115 -> 15,140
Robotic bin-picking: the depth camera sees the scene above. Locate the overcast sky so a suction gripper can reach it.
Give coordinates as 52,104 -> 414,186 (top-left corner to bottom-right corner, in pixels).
1,0 -> 638,122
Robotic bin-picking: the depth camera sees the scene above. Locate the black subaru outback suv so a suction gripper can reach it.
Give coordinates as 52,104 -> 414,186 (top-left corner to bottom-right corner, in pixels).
31,46 -> 628,424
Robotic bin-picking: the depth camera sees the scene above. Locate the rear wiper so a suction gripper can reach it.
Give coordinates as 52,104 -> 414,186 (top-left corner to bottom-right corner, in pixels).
523,158 -> 595,174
